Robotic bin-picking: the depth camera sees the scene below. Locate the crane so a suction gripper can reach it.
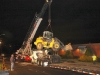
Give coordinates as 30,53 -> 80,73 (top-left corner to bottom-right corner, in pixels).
17,0 -> 52,56
16,0 -> 73,66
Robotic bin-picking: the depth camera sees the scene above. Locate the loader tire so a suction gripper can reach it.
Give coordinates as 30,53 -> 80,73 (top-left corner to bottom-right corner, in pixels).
52,42 -> 60,51
36,42 -> 43,50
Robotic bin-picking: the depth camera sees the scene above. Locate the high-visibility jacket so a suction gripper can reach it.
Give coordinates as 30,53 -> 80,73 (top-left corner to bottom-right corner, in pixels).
92,55 -> 97,61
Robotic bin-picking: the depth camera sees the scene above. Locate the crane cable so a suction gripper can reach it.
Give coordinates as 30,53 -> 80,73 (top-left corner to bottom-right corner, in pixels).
44,0 -> 53,33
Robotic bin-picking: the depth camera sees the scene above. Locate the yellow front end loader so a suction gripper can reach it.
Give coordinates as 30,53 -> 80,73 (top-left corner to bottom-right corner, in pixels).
34,31 -> 61,51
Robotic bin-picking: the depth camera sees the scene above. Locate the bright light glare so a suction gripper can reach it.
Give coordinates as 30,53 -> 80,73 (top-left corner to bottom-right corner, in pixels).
0,41 -> 1,44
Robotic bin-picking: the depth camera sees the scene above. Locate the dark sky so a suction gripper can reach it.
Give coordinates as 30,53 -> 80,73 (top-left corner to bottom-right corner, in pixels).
0,0 -> 100,47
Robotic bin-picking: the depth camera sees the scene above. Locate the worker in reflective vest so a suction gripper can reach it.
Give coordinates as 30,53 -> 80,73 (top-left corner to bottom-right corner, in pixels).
92,54 -> 97,64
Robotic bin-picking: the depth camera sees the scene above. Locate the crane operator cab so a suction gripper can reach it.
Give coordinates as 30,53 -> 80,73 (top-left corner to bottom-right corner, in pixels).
43,31 -> 53,40
34,31 -> 61,51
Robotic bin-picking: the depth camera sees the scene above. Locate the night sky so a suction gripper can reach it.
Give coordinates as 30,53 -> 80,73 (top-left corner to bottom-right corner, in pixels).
0,0 -> 100,51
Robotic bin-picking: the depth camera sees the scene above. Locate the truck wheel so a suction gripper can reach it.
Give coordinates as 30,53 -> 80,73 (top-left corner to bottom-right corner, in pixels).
52,42 -> 60,51
56,56 -> 60,63
37,60 -> 39,66
40,61 -> 43,66
36,42 -> 43,50
49,56 -> 53,64
51,55 -> 60,63
49,59 -> 53,64
37,60 -> 41,66
37,60 -> 44,66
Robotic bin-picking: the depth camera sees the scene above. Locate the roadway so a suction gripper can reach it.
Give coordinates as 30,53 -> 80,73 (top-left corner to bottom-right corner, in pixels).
4,60 -> 90,75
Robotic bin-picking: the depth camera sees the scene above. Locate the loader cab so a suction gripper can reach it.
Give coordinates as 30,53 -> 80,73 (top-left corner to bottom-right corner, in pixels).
43,31 -> 53,39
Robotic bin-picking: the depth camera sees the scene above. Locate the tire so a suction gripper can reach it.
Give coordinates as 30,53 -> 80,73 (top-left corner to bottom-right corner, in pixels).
51,55 -> 60,63
49,58 -> 53,64
36,42 -> 43,50
52,42 -> 60,51
40,61 -> 43,66
37,59 -> 44,66
56,56 -> 60,63
37,60 -> 41,66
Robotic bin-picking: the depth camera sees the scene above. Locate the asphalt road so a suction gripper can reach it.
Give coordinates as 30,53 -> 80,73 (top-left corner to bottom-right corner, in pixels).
4,61 -> 90,75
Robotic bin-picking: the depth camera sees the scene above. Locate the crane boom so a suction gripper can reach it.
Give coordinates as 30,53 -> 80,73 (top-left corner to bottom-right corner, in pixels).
17,0 -> 52,55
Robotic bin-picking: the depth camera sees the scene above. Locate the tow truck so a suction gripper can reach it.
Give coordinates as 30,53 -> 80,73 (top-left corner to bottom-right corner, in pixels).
16,0 -> 73,66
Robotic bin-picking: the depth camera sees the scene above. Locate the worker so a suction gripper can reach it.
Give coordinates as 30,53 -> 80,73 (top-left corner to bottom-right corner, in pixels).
10,54 -> 15,71
92,54 -> 97,64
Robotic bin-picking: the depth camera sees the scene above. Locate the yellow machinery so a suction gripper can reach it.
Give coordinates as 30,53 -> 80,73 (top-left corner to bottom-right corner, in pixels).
34,31 -> 61,51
